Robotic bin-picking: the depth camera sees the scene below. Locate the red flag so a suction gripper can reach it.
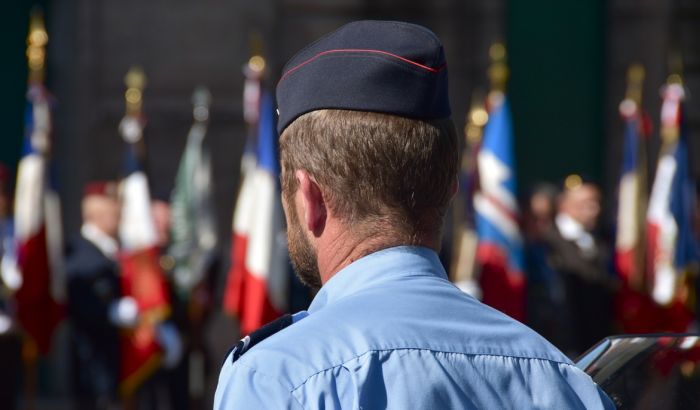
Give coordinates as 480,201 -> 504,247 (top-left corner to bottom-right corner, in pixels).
118,248 -> 170,396
613,91 -> 658,333
614,97 -> 646,284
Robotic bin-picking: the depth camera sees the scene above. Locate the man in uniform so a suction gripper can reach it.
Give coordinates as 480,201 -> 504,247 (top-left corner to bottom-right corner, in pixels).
545,179 -> 618,357
215,21 -> 613,409
66,181 -> 136,410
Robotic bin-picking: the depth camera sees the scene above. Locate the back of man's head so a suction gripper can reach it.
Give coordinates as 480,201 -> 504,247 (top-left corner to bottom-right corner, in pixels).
280,110 -> 457,243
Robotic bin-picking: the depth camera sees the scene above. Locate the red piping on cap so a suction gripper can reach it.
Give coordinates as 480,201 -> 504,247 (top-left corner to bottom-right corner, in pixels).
279,49 -> 446,83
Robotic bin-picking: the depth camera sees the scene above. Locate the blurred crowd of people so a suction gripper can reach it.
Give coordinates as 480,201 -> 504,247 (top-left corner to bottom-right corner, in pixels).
0,172 -> 217,410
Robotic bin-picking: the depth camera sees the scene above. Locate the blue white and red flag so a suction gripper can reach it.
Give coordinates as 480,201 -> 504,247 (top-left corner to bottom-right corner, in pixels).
117,117 -> 171,396
474,96 -> 525,321
13,83 -> 65,355
223,92 -> 288,335
646,82 -> 698,316
615,100 -> 644,282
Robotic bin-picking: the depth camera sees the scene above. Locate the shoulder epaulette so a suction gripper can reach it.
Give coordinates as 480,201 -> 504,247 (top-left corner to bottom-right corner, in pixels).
223,314 -> 294,366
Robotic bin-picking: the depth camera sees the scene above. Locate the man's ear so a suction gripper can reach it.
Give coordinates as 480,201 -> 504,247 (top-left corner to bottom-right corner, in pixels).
296,170 -> 326,236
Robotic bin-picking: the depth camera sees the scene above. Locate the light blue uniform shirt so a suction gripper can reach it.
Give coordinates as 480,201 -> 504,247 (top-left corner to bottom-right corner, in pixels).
215,246 -> 613,409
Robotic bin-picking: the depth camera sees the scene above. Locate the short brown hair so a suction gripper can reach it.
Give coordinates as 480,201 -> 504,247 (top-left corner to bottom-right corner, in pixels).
280,109 -> 458,243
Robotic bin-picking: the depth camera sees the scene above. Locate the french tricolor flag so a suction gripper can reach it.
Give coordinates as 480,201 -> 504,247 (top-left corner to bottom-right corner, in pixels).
474,96 -> 526,321
614,96 -> 659,333
223,92 -> 288,335
118,117 -> 171,396
13,83 -> 65,355
614,99 -> 644,283
646,81 -> 698,309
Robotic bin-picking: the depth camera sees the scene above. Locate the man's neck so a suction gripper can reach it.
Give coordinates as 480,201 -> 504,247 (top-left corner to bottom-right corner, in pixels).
316,222 -> 438,284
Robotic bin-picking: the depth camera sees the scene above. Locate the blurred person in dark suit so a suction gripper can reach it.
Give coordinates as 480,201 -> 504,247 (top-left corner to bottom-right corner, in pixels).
523,184 -> 567,347
545,178 -> 618,357
66,181 -> 136,410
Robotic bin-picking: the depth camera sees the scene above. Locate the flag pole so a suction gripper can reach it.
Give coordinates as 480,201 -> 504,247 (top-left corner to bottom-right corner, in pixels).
450,91 -> 486,289
625,64 -> 647,292
184,86 -> 213,406
119,66 -> 155,408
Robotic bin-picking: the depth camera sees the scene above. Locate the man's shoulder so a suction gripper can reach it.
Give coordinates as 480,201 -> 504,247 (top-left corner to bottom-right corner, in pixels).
230,311 -> 342,385
234,285 -> 572,387
227,305 -> 611,409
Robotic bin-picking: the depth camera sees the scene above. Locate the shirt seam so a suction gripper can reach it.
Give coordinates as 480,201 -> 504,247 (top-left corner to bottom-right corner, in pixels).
290,347 -> 575,392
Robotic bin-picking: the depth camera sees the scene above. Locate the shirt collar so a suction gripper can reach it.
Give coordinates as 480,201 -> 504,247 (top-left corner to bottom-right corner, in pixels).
308,246 -> 447,313
555,213 -> 584,239
555,213 -> 595,252
81,223 -> 119,259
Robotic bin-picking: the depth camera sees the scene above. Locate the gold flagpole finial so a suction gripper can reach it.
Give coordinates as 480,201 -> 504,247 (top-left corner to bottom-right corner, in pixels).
120,67 -> 147,143
667,73 -> 683,86
659,71 -> 685,144
464,90 -> 488,147
625,64 -> 645,107
27,8 -> 48,84
659,49 -> 685,144
667,50 -> 683,84
487,42 -> 508,107
564,174 -> 583,191
124,66 -> 146,116
247,31 -> 266,75
619,64 -> 645,118
248,55 -> 266,74
488,43 -> 508,91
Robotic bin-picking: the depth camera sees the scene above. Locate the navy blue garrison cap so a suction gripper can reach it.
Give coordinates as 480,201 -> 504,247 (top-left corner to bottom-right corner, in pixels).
276,20 -> 451,134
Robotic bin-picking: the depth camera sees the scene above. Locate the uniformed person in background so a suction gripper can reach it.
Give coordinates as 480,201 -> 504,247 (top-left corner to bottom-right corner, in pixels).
545,178 -> 619,357
214,20 -> 613,409
66,181 -> 136,410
